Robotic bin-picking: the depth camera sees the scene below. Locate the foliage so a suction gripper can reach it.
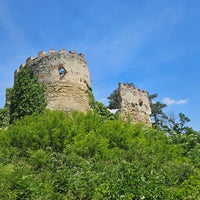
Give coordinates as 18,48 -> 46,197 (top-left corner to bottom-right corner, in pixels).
164,112 -> 191,134
148,93 -> 167,128
0,88 -> 12,128
0,110 -> 200,199
87,84 -> 116,120
148,94 -> 191,135
0,106 -> 10,128
107,88 -> 120,109
9,65 -> 46,123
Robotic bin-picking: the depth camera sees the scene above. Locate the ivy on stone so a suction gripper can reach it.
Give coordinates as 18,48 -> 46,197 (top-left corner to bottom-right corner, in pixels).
0,106 -> 10,128
10,65 -> 46,123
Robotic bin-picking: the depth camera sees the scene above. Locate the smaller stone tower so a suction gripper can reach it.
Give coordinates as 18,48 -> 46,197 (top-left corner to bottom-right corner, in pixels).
118,83 -> 152,126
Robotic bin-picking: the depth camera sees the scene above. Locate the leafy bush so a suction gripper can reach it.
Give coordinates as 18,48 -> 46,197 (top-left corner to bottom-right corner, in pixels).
9,65 -> 46,123
0,110 -> 200,199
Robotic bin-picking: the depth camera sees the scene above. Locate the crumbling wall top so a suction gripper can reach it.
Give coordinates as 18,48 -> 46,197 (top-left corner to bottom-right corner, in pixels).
48,49 -> 56,54
38,51 -> 46,57
59,49 -> 67,54
119,83 -> 147,93
13,48 -> 91,114
25,49 -> 85,65
26,57 -> 34,64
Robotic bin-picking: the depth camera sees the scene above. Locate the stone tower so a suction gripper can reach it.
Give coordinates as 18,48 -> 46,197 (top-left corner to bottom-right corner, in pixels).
118,83 -> 152,126
15,49 -> 91,113
12,49 -> 152,126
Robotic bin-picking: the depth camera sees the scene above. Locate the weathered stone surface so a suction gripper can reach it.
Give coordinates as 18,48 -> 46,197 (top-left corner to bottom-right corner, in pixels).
13,49 -> 152,126
38,51 -> 46,57
118,83 -> 152,126
22,49 -> 91,113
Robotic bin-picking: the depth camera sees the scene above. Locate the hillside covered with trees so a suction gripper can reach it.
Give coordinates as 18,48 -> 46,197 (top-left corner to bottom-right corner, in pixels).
0,66 -> 200,199
0,110 -> 200,199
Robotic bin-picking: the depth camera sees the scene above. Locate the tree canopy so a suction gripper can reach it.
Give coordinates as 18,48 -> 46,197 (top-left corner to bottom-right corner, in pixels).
107,88 -> 120,109
0,78 -> 199,199
107,87 -> 192,135
0,110 -> 199,199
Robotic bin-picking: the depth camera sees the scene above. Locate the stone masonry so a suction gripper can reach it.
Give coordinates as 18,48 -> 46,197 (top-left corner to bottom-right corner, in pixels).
15,49 -> 91,113
118,83 -> 152,126
13,48 -> 152,126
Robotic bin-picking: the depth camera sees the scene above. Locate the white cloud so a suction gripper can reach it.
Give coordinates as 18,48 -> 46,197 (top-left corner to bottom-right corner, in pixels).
163,97 -> 188,105
176,99 -> 188,104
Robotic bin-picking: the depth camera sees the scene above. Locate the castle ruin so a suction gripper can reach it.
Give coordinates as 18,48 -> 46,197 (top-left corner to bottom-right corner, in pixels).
15,49 -> 91,113
118,83 -> 152,126
12,48 -> 152,126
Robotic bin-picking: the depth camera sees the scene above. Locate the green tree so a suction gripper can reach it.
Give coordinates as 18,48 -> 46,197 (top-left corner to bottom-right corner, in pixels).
165,112 -> 190,134
0,88 -> 12,128
0,106 -> 10,128
87,84 -> 116,120
148,93 -> 167,128
9,65 -> 46,123
107,88 -> 120,109
0,110 -> 200,199
148,94 -> 193,135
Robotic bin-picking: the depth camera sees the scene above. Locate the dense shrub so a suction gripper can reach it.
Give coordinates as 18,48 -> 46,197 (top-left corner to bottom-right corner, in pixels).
0,110 -> 200,199
9,65 -> 46,123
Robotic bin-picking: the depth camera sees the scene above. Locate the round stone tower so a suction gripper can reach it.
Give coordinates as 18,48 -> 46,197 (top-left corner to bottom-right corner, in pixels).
18,49 -> 91,113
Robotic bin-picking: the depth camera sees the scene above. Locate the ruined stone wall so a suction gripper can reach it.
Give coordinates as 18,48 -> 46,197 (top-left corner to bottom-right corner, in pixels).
15,49 -> 91,113
118,83 -> 152,126
13,49 -> 152,125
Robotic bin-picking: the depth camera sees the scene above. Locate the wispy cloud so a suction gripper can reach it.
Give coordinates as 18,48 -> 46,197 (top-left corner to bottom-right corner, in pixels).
163,97 -> 188,105
0,1 -> 21,41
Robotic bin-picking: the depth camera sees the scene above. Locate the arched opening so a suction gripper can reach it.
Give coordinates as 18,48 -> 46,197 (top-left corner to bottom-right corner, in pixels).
58,66 -> 67,78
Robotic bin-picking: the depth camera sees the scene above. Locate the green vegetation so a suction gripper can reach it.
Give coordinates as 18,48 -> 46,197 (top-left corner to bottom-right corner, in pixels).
107,87 -> 192,135
0,106 -> 9,128
148,93 -> 168,128
0,88 -> 12,128
0,74 -> 199,198
0,110 -> 200,199
9,65 -> 46,123
87,84 -> 116,120
107,88 -> 120,109
148,94 -> 192,135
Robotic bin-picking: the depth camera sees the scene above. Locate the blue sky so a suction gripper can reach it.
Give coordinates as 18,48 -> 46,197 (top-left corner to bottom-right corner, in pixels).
0,0 -> 199,130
